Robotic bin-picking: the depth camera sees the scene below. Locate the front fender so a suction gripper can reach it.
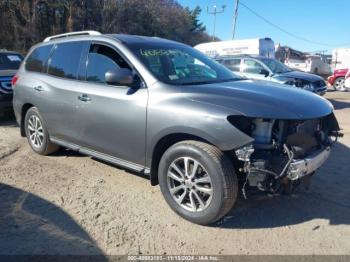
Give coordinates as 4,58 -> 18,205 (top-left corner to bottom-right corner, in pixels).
145,91 -> 253,168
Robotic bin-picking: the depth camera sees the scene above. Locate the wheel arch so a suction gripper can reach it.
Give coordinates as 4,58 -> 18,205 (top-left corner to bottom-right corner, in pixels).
20,103 -> 35,137
149,133 -> 213,186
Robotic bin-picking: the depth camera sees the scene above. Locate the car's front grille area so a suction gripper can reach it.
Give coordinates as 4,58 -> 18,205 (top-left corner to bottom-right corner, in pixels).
0,76 -> 13,94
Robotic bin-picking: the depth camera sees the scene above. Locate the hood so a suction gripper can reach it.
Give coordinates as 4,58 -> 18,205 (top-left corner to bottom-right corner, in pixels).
185,79 -> 333,119
275,70 -> 324,82
0,70 -> 17,77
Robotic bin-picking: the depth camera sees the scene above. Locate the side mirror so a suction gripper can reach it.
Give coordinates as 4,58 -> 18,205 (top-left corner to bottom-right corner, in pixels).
105,68 -> 133,86
259,69 -> 270,77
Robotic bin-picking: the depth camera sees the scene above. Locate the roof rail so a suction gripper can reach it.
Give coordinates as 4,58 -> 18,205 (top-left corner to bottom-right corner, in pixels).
43,31 -> 101,42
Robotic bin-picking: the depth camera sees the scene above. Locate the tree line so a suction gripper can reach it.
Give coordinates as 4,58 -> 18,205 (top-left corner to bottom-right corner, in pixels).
0,0 -> 217,53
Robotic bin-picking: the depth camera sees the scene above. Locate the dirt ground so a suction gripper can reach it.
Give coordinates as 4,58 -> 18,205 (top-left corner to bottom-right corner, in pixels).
0,90 -> 349,256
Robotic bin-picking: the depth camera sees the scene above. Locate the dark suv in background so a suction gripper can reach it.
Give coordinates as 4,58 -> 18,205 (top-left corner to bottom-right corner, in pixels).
217,55 -> 328,95
13,31 -> 340,225
0,50 -> 23,115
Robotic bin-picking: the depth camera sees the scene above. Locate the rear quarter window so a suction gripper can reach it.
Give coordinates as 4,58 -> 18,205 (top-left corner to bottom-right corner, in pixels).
48,42 -> 84,79
25,45 -> 53,73
223,59 -> 241,72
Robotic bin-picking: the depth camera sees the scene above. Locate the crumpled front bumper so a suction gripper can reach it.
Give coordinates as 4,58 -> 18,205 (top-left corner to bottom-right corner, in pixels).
287,147 -> 331,180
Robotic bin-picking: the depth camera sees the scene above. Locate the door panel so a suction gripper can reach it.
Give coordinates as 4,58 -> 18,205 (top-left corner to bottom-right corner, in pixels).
74,83 -> 148,165
30,41 -> 89,143
36,75 -> 83,142
73,42 -> 148,166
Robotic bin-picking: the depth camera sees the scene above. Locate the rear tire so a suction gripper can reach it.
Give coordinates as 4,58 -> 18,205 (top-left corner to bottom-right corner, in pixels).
158,140 -> 238,225
24,107 -> 59,155
333,77 -> 345,91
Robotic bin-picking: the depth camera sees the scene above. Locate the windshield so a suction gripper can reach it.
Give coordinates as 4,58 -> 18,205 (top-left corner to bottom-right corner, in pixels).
128,43 -> 240,85
261,58 -> 291,74
0,53 -> 23,70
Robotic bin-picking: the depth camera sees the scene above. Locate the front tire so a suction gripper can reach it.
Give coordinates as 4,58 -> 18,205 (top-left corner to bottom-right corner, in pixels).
24,107 -> 59,155
158,140 -> 238,225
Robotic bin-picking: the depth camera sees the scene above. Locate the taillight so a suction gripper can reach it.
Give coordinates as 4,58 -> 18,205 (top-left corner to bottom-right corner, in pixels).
11,74 -> 19,86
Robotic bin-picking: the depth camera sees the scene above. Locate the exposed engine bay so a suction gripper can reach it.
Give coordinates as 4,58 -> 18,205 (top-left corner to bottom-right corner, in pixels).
230,113 -> 341,197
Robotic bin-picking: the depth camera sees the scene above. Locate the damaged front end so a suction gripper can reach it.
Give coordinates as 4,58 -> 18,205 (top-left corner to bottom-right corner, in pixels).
229,113 -> 342,197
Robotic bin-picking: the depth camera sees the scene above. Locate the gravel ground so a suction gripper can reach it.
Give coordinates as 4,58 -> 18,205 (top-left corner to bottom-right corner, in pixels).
0,90 -> 349,255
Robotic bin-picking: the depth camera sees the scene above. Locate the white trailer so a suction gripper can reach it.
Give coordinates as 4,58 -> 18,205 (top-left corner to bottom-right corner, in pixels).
285,55 -> 332,75
194,38 -> 275,58
332,48 -> 350,69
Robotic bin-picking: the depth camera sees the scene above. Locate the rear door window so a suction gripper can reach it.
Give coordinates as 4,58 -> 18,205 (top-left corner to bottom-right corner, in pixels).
243,59 -> 265,74
48,42 -> 85,79
25,45 -> 52,73
223,58 -> 241,72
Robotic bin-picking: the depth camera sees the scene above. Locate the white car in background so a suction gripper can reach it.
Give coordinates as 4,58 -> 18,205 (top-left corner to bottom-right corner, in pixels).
344,70 -> 350,91
285,55 -> 332,75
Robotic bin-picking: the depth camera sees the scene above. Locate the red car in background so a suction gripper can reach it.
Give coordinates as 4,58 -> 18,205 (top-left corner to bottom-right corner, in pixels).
328,68 -> 348,91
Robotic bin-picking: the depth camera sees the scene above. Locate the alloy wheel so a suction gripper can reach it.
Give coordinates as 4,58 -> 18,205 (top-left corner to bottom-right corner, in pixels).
28,115 -> 44,148
167,157 -> 213,212
334,78 -> 345,91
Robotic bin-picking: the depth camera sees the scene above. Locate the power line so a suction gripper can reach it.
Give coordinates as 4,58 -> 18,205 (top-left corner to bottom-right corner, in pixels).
239,1 -> 350,47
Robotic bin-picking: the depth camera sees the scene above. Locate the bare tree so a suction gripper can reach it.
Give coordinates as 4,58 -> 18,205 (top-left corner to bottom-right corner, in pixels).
0,0 -> 214,53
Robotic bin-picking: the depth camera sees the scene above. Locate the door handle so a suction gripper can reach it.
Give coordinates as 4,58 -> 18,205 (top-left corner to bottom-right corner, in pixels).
78,94 -> 91,102
34,86 -> 43,92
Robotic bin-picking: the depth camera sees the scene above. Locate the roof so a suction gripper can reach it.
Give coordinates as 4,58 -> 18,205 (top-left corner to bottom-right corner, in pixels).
0,50 -> 22,55
108,34 -> 180,45
41,31 -> 180,46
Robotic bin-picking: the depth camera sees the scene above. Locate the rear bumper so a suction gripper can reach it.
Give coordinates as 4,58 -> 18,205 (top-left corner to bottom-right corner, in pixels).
0,96 -> 13,111
287,147 -> 331,180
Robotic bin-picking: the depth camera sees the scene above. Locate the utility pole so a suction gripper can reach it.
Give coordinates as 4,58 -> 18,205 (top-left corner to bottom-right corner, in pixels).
207,5 -> 226,41
232,0 -> 239,39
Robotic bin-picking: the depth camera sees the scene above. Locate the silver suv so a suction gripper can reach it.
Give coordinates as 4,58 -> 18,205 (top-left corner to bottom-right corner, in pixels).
13,31 -> 340,225
217,55 -> 328,96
